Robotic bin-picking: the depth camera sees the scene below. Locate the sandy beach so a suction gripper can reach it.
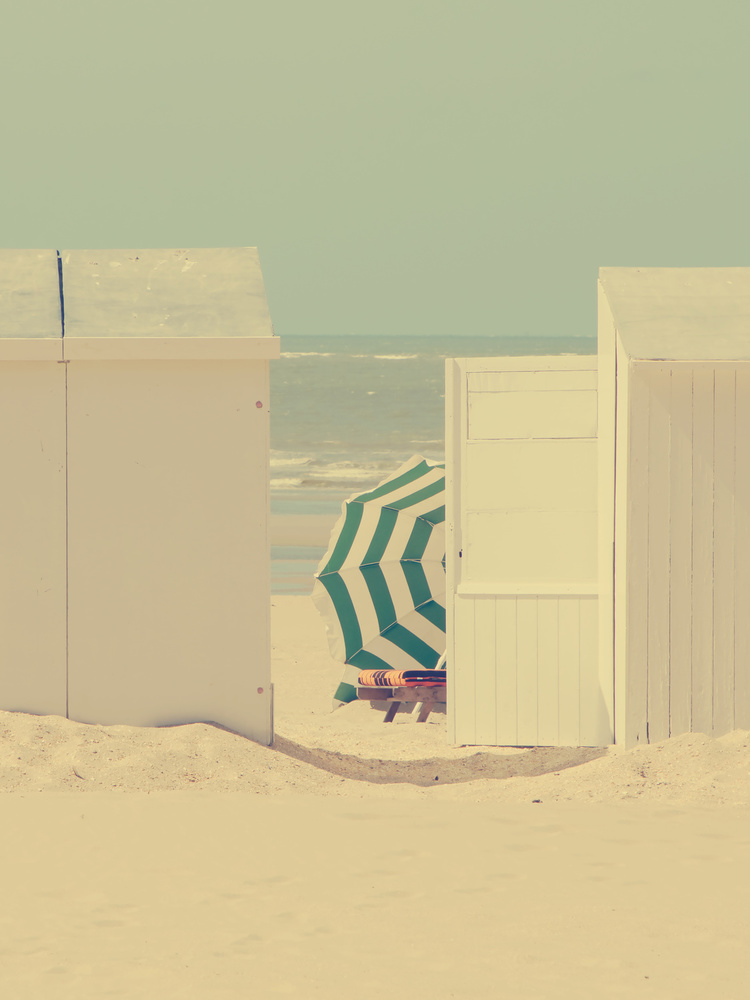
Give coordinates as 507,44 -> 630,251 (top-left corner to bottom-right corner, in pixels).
2,595 -> 750,998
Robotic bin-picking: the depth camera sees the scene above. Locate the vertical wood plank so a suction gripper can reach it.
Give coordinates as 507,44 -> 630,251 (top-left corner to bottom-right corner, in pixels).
536,598 -> 559,745
445,359 -> 463,746
646,366 -> 671,743
515,597 -> 538,745
579,597 -> 606,744
626,365 -> 650,745
597,284 -> 617,743
495,597 -> 518,746
669,367 -> 694,737
473,598 -> 497,744
453,596 -> 477,745
691,367 -> 715,735
713,367 -> 736,736
735,366 -> 750,730
613,337 -> 631,745
558,598 -> 581,745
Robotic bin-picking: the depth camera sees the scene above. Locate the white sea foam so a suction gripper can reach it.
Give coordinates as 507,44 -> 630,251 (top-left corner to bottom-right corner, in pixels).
271,455 -> 407,492
349,353 -> 421,360
271,477 -> 305,489
280,351 -> 335,359
270,452 -> 313,468
303,466 -> 385,482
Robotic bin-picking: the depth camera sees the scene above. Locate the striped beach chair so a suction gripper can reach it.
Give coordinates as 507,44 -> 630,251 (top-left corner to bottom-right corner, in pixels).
356,668 -> 447,722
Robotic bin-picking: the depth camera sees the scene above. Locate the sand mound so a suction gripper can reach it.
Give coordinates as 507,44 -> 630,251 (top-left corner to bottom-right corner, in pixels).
1,597 -> 748,804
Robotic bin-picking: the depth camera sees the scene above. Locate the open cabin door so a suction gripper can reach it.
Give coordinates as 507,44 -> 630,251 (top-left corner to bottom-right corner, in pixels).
446,355 -> 612,747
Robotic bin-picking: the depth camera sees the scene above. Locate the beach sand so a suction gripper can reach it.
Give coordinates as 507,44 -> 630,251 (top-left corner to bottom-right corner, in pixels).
2,595 -> 750,997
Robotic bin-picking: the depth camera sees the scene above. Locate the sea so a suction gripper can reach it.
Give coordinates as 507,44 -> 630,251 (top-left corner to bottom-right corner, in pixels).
270,333 -> 597,594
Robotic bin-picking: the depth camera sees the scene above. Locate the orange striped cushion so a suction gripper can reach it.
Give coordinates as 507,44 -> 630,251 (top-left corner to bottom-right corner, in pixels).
358,669 -> 447,688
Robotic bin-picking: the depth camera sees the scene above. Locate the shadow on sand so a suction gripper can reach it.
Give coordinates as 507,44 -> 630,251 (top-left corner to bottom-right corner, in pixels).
266,734 -> 608,787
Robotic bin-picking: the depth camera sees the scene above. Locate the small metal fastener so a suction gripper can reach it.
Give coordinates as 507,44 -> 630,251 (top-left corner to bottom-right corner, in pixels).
255,401 -> 263,408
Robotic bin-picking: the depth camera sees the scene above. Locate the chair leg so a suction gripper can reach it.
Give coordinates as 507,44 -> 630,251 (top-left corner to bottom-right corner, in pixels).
383,701 -> 400,722
416,701 -> 432,722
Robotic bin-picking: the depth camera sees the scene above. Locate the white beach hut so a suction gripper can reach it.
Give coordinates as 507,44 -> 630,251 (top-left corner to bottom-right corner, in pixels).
447,266 -> 750,749
600,266 -> 750,747
0,248 -> 279,744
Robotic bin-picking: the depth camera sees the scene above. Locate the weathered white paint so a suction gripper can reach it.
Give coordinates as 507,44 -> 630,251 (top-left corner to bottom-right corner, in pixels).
446,355 -> 611,747
600,266 -> 750,745
0,248 -> 278,745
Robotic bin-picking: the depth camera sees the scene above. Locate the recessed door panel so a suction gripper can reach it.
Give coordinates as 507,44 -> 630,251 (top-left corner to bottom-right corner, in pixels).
465,439 -> 597,512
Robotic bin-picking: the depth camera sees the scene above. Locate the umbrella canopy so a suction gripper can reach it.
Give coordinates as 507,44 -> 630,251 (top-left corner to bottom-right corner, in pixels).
312,455 -> 446,708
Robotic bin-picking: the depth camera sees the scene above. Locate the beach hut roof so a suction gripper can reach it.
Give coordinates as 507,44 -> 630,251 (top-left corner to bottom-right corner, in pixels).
0,247 -> 274,341
599,266 -> 750,361
61,247 -> 275,340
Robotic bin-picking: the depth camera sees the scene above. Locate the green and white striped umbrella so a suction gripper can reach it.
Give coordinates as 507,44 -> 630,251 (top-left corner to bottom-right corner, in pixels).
312,455 -> 446,709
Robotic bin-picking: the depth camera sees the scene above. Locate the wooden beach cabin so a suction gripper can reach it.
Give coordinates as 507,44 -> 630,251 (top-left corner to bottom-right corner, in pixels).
600,266 -> 750,747
447,266 -> 750,749
0,248 -> 279,744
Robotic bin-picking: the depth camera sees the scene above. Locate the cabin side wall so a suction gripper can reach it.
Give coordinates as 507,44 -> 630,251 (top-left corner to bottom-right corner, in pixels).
64,358 -> 273,744
621,359 -> 750,743
0,359 -> 68,716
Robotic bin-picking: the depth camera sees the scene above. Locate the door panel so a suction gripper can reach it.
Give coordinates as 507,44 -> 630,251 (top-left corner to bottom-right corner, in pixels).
448,356 -> 611,747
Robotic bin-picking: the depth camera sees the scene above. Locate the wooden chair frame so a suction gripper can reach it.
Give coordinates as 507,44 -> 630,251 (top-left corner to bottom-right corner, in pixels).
356,685 -> 447,722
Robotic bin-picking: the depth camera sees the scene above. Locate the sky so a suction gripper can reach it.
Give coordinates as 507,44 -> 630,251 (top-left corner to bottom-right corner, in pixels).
1,0 -> 749,339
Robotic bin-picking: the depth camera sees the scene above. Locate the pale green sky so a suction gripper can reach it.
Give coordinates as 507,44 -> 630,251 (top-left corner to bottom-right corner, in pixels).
1,0 -> 748,338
